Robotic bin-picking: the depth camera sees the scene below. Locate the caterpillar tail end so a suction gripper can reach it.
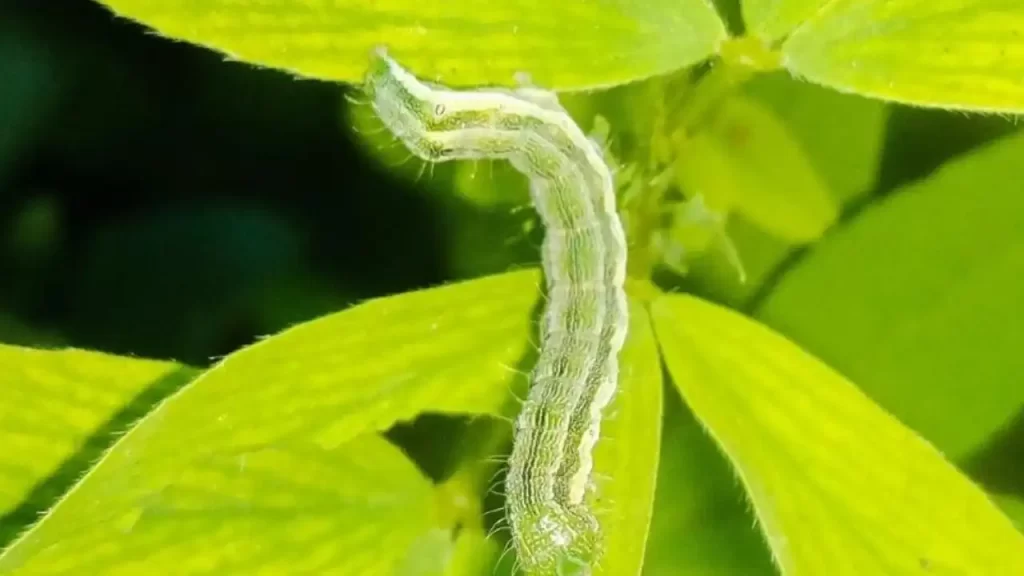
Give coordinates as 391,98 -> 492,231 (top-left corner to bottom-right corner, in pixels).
509,502 -> 601,575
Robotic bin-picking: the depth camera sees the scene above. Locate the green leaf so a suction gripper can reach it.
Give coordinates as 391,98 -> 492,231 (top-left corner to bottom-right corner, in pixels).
961,412 -> 1024,497
0,346 -> 195,535
757,130 -> 1024,460
781,1 -> 1024,113
741,71 -> 887,205
397,527 -> 456,576
1,434 -> 440,574
642,389 -> 775,576
0,270 -> 540,571
995,495 -> 1024,531
680,72 -> 887,307
94,0 -> 727,90
651,293 -> 1024,575
592,302 -> 663,576
443,527 -> 501,576
742,0 -> 828,43
675,94 -> 838,243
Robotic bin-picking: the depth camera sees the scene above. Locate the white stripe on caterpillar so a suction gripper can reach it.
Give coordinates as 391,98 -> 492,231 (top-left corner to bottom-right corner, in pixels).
363,48 -> 628,575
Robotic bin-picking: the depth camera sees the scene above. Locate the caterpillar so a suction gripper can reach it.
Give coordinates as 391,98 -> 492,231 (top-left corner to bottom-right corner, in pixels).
363,48 -> 628,575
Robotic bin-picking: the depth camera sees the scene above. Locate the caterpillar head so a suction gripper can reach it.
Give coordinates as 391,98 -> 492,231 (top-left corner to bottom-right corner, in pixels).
363,47 -> 538,161
511,502 -> 601,575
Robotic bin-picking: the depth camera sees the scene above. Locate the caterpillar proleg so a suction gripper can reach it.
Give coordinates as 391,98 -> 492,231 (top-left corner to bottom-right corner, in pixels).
363,48 -> 628,575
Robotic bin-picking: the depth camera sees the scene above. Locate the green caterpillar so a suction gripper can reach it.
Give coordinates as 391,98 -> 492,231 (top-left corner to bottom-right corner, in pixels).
364,48 -> 627,575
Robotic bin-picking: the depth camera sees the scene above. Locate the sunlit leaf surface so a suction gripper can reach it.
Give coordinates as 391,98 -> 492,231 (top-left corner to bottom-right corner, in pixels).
653,294 -> 1024,575
742,0 -> 829,43
758,130 -> 1024,460
1,434 -> 438,574
94,0 -> 726,90
0,347 -> 194,533
0,271 -> 542,573
782,1 -> 1024,113
592,302 -> 663,576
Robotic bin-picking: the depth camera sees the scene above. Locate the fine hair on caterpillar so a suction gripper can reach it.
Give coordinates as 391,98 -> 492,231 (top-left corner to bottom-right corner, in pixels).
349,87 -> 543,247
363,47 -> 628,575
344,88 -> 445,185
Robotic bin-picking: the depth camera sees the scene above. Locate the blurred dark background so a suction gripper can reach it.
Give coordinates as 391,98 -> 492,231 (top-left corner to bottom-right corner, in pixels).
0,0 -> 1015,369
0,0 -> 459,365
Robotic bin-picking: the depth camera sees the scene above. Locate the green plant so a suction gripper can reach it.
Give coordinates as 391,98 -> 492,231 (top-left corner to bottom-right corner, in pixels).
1,1 -> 1023,575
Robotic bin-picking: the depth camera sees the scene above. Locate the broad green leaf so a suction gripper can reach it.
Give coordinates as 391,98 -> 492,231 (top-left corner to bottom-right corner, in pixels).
995,495 -> 1024,531
0,270 -> 540,569
961,411 -> 1024,496
742,71 -> 887,205
95,0 -> 727,91
1,434 -> 440,574
681,72 -> 886,307
675,94 -> 838,243
782,1 -> 1024,113
443,527 -> 501,575
757,130 -> 1024,460
742,0 -> 828,43
592,301 -> 663,576
0,346 -> 195,531
652,294 -> 1024,575
642,389 -> 775,576
397,528 -> 456,576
